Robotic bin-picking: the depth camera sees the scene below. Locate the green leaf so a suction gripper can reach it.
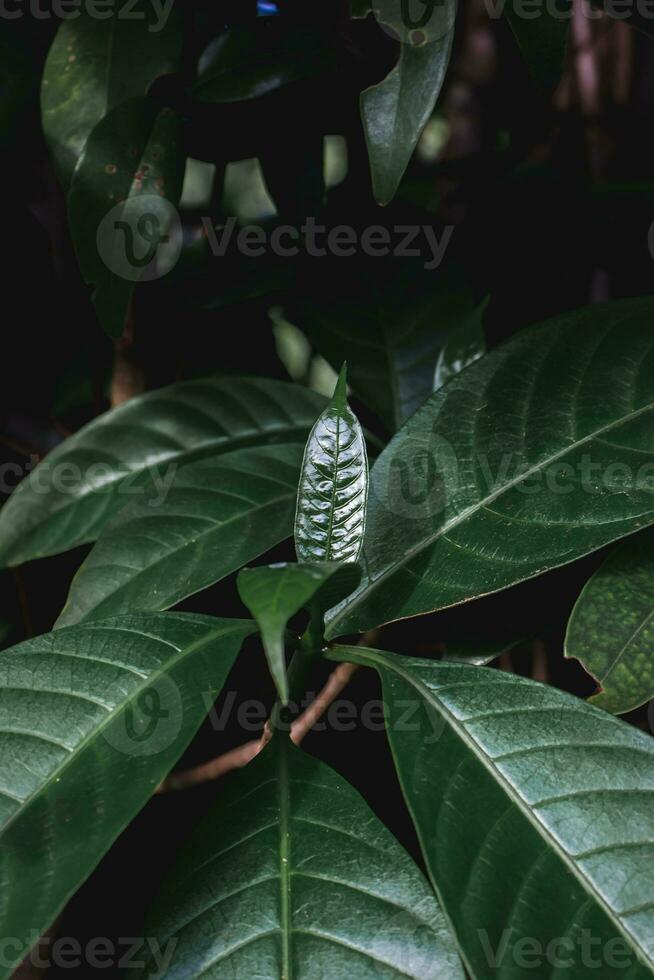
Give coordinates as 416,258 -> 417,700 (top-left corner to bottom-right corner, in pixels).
68,96 -> 185,338
330,645 -> 654,978
56,445 -> 305,629
443,635 -> 522,666
295,366 -> 369,562
237,562 -> 361,702
327,297 -> 654,637
361,1 -> 456,205
0,376 -> 324,568
41,2 -> 182,189
504,0 -> 571,89
566,527 -> 654,715
194,21 -> 335,103
433,300 -> 487,391
0,613 -> 255,979
134,735 -> 464,979
289,262 -> 479,432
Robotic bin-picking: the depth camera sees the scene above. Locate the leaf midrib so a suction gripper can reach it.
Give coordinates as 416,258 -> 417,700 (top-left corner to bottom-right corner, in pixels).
343,647 -> 652,972
64,489 -> 296,624
0,621 -> 250,840
331,395 -> 654,630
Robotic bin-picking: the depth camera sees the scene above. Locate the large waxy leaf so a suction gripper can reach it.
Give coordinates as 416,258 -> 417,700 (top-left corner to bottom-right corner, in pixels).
41,2 -> 182,189
331,646 -> 654,978
361,0 -> 456,205
504,0 -> 571,89
134,735 -> 464,979
295,367 -> 368,562
68,96 -> 185,338
237,562 -> 361,702
327,297 -> 654,637
566,528 -> 654,715
56,445 -> 305,629
289,262 -> 481,432
0,377 -> 324,568
0,613 -> 255,979
433,301 -> 486,391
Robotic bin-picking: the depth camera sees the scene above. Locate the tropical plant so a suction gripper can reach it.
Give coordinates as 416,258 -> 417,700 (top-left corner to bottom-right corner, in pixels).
2,1 -> 654,978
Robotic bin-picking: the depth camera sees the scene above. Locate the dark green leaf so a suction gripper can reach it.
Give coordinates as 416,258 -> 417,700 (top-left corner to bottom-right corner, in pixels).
361,1 -> 456,205
289,261 -> 479,432
0,613 -> 255,979
135,735 -> 464,979
331,645 -> 654,978
68,96 -> 185,338
194,22 -> 335,103
504,0 -> 571,89
0,377 -> 325,568
56,445 -> 305,629
237,562 -> 361,702
443,635 -> 522,666
41,2 -> 182,189
327,297 -> 654,637
566,527 -> 654,715
433,300 -> 486,391
589,0 -> 654,39
295,366 -> 369,562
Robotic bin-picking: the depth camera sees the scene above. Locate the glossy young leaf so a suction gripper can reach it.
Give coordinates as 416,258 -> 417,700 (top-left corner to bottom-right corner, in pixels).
331,646 -> 654,978
361,1 -> 456,205
504,0 -> 571,89
433,301 -> 487,391
566,527 -> 654,715
56,445 -> 305,629
295,366 -> 368,562
68,97 -> 185,338
0,377 -> 324,568
327,297 -> 654,637
289,261 -> 480,432
135,735 -> 464,979
0,613 -> 255,979
41,3 -> 182,189
237,562 -> 361,702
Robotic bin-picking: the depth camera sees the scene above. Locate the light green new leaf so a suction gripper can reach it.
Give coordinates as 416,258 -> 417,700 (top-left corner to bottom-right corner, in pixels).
41,2 -> 182,189
295,366 -> 369,562
56,445 -> 305,629
0,613 -> 255,979
361,1 -> 457,205
289,262 -> 481,432
566,527 -> 654,715
504,0 -> 571,90
134,735 -> 464,979
327,297 -> 654,637
0,376 -> 324,568
331,646 -> 654,978
237,562 -> 361,702
68,96 -> 185,338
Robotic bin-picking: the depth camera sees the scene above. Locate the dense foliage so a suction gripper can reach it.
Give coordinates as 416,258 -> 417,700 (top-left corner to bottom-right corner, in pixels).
2,2 -> 654,978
